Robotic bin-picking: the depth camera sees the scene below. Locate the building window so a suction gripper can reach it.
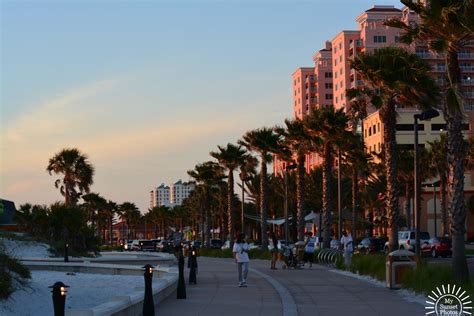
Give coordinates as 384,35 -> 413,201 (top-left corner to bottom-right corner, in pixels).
325,94 -> 333,100
374,35 -> 387,43
340,68 -> 343,75
339,55 -> 342,62
325,72 -> 332,78
335,59 -> 337,66
325,83 -> 333,89
339,42 -> 342,50
336,97 -> 338,103
335,83 -> 338,90
377,123 -> 380,132
335,72 -> 338,79
395,36 -> 400,43
396,124 -> 424,131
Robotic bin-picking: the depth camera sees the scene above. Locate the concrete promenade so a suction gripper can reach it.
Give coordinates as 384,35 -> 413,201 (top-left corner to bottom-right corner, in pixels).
157,257 -> 425,316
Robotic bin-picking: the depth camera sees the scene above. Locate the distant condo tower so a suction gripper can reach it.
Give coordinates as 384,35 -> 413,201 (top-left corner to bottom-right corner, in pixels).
149,180 -> 196,209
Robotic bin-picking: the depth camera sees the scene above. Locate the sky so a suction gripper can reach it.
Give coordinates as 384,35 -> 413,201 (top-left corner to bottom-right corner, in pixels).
1,0 -> 402,213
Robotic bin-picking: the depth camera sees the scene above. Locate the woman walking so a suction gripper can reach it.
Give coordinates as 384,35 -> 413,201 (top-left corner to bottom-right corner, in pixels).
269,231 -> 279,269
233,233 -> 250,287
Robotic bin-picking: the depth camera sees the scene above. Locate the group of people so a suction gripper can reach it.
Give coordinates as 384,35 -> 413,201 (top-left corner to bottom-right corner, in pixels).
232,229 -> 354,288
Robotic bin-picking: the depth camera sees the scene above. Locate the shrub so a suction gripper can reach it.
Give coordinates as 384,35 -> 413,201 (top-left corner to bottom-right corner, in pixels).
0,252 -> 31,300
348,253 -> 386,281
248,249 -> 271,260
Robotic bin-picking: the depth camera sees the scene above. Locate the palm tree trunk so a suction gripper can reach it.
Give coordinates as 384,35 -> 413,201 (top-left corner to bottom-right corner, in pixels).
296,153 -> 306,242
205,187 -> 211,247
440,173 -> 448,236
405,181 -> 411,229
228,170 -> 235,247
381,101 -> 400,253
260,159 -> 269,250
351,167 -> 358,239
322,143 -> 333,249
445,47 -> 469,281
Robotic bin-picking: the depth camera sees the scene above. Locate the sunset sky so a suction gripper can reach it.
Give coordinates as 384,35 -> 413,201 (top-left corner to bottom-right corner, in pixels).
1,0 -> 401,212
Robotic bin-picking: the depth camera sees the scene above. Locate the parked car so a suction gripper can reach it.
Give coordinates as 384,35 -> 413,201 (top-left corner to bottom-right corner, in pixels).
130,239 -> 141,251
384,230 -> 431,253
123,240 -> 133,251
421,236 -> 452,258
210,239 -> 223,249
139,240 -> 156,252
191,240 -> 202,249
356,237 -> 387,254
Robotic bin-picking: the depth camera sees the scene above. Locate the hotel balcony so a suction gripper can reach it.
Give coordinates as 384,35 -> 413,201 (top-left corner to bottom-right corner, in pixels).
462,78 -> 474,85
459,53 -> 474,60
461,66 -> 474,72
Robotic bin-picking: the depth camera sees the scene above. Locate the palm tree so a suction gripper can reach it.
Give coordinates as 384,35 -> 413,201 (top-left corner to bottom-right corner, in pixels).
239,128 -> 281,250
119,202 -> 141,239
275,119 -> 315,241
238,155 -> 258,234
210,143 -> 249,247
82,192 -> 107,240
425,134 -> 451,237
341,132 -> 370,238
386,0 -> 473,282
47,148 -> 95,205
304,107 -> 350,249
188,161 -> 224,247
351,47 -> 440,253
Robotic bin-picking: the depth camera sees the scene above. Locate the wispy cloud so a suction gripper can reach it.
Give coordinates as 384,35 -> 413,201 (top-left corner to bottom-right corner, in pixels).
1,78 -> 276,211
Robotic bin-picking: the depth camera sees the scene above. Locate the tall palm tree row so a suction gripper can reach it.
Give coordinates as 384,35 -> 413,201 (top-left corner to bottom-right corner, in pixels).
188,161 -> 225,247
386,0 -> 473,282
351,47 -> 440,252
240,128 -> 282,250
47,148 -> 95,205
304,107 -> 350,249
275,118 -> 316,241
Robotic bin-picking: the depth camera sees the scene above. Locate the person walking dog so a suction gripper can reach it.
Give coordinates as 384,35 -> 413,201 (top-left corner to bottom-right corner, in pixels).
233,233 -> 250,287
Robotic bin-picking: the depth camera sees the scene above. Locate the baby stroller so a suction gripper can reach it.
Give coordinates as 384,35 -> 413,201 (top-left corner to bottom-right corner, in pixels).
281,244 -> 301,269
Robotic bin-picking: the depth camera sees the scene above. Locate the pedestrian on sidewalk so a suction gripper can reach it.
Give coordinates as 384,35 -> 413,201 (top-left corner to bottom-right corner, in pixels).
233,233 -> 250,287
340,230 -> 353,268
269,231 -> 279,269
303,231 -> 316,268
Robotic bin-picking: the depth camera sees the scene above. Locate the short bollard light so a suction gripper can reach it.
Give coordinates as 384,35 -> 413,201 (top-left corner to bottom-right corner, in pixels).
49,281 -> 69,316
177,247 -> 186,299
188,246 -> 197,285
142,264 -> 155,316
64,243 -> 69,263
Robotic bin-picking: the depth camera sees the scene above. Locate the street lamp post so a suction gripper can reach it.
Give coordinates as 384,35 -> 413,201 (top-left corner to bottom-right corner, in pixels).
284,163 -> 297,244
433,183 -> 437,237
414,109 -> 439,256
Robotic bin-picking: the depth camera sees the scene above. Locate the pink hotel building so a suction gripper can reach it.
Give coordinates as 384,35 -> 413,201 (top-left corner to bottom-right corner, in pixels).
274,4 -> 474,238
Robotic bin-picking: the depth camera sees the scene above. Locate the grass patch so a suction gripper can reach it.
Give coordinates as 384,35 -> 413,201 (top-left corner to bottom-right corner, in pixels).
402,261 -> 474,300
348,254 -> 386,281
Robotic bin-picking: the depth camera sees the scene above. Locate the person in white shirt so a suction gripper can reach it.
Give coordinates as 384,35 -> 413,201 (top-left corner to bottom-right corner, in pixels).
340,230 -> 353,267
303,232 -> 316,268
233,233 -> 250,287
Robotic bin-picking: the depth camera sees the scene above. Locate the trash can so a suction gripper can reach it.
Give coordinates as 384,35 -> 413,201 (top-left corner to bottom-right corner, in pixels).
386,249 -> 417,289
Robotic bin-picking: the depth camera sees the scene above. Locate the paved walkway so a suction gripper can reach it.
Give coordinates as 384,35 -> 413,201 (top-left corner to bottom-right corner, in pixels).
157,257 -> 424,316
